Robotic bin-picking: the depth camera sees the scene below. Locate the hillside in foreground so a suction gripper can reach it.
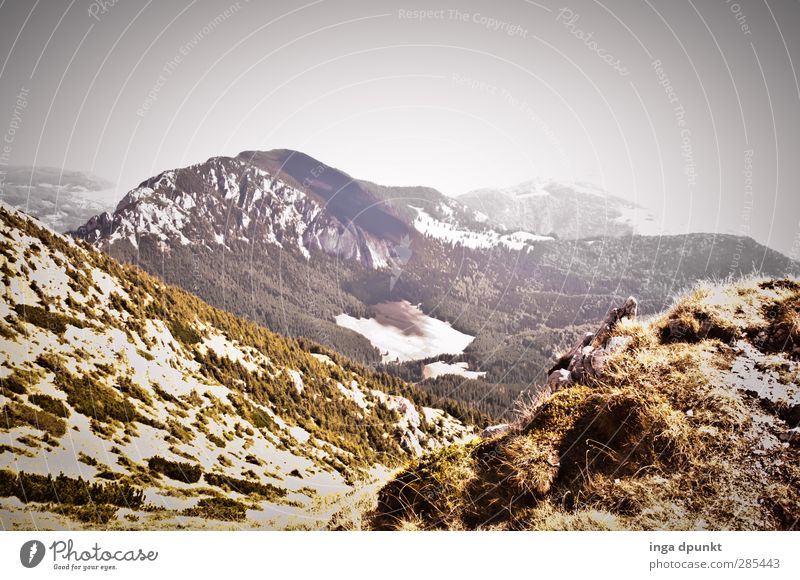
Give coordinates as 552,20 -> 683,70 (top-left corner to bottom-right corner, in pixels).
0,204 -> 474,530
368,277 -> 800,530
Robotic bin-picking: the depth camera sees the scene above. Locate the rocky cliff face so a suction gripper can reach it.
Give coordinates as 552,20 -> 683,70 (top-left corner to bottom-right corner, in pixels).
74,154 -> 401,269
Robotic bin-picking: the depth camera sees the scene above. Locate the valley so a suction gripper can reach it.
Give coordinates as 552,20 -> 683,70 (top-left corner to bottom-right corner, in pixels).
2,148 -> 798,530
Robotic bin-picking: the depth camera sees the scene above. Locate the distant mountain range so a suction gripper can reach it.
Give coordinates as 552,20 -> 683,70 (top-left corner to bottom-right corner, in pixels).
0,166 -> 116,232
67,149 -> 799,419
458,178 -> 664,239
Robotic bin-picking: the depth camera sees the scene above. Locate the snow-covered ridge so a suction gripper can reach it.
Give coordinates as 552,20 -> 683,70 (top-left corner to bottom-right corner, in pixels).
75,156 -> 396,269
411,204 -> 553,250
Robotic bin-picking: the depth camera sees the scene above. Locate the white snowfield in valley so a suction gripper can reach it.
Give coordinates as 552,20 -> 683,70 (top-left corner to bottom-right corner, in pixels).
422,361 -> 486,380
335,301 -> 476,363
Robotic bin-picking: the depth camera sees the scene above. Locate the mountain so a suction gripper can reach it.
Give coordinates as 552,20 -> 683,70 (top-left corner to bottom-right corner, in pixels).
0,203 -> 475,530
69,150 -> 558,365
230,150 -> 537,251
70,150 -> 799,419
74,150 -> 535,269
0,166 -> 116,233
369,278 -> 800,530
458,178 -> 663,239
77,153 -> 399,269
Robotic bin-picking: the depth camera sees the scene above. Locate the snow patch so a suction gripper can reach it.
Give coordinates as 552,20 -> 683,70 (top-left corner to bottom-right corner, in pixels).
422,361 -> 486,380
336,301 -> 475,363
91,268 -> 129,301
287,369 -> 304,394
310,353 -> 336,366
199,330 -> 261,374
289,426 -> 311,444
336,380 -> 368,410
411,206 -> 551,250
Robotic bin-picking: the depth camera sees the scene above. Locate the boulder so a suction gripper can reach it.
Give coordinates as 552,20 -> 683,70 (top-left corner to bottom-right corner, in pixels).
544,296 -> 638,394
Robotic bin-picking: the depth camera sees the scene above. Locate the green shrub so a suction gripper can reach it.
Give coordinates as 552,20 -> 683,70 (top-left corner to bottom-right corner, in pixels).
58,372 -> 144,424
166,419 -> 193,444
35,353 -> 66,374
28,393 -> 70,418
169,320 -> 201,345
0,321 -> 16,339
147,456 -> 202,483
184,497 -> 247,521
206,433 -> 226,448
204,473 -> 286,501
64,503 -> 119,524
1,370 -> 28,395
1,402 -> 66,437
136,348 -> 155,361
116,376 -> 153,405
13,304 -> 84,334
78,452 -> 98,467
0,469 -> 144,508
151,384 -> 181,406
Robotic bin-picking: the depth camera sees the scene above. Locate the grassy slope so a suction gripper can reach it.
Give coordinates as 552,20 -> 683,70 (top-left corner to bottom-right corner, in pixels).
0,204 -> 479,529
369,278 -> 800,530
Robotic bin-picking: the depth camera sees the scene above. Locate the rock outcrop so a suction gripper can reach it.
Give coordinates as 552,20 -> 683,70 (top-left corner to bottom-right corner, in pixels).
541,296 -> 638,397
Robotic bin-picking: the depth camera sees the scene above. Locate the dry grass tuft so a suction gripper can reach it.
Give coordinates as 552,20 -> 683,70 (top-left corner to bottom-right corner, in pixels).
518,502 -> 623,531
755,280 -> 800,356
654,286 -> 739,345
369,441 -> 479,530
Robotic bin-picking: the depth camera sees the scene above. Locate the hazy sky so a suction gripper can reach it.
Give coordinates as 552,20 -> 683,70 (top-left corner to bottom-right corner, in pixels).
0,0 -> 798,256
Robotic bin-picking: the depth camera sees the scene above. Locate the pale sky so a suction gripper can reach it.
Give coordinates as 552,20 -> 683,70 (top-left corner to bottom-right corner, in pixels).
0,0 -> 798,256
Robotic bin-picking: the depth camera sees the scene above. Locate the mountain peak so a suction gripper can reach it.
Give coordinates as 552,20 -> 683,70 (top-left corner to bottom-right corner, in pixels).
72,150 -> 566,272
72,152 -> 405,269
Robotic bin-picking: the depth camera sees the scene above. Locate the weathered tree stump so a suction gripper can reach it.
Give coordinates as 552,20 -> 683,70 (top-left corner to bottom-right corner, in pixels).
542,296 -> 638,397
